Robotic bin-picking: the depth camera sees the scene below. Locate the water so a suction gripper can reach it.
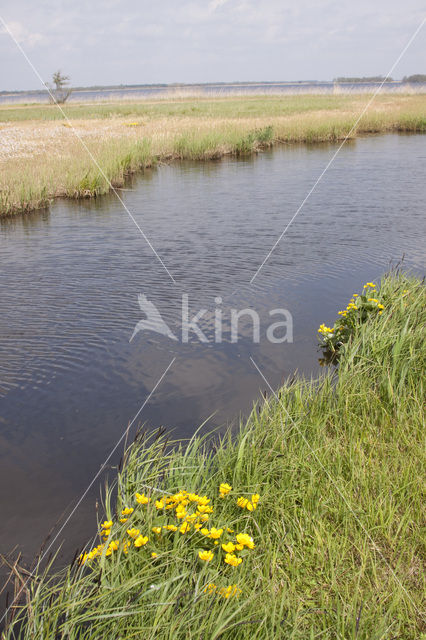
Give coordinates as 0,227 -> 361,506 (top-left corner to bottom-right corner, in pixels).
1,80 -> 426,104
0,134 -> 425,579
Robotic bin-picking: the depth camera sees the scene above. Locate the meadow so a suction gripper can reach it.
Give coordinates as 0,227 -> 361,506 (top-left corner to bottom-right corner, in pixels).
1,93 -> 425,216
4,271 -> 425,639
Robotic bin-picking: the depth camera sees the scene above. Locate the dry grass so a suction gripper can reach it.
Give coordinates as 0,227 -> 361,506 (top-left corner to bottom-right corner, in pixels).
1,94 -> 425,215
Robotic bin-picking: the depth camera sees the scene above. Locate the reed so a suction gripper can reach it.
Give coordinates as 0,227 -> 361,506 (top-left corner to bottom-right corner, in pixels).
4,272 -> 425,639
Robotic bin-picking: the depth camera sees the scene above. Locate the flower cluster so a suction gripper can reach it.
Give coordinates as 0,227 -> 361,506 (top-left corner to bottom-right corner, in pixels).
318,282 -> 386,357
237,494 -> 259,511
79,483 -> 260,586
204,583 -> 242,599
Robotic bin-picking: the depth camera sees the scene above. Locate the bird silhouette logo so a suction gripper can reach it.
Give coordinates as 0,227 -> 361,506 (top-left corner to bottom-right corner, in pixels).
130,294 -> 178,342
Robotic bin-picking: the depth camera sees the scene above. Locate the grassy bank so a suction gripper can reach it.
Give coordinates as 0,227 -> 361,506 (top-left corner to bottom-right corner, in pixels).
4,272 -> 425,639
1,94 -> 425,216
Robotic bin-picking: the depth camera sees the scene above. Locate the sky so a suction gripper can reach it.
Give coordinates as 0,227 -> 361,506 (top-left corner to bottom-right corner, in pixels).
0,0 -> 425,91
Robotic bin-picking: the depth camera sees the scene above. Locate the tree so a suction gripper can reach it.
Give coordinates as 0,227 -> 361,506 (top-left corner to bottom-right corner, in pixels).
48,70 -> 72,104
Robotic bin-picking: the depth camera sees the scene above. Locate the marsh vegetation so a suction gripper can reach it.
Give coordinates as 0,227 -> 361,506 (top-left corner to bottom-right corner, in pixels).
1,94 -> 425,216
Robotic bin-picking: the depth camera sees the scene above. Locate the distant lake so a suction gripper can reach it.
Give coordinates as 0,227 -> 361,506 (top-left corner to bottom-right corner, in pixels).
1,81 -> 426,103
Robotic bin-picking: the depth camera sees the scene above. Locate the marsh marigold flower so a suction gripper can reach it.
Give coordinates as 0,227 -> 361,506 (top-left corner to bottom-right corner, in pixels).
219,483 -> 232,497
219,584 -> 242,599
121,507 -> 134,516
199,549 -> 214,562
134,535 -> 148,547
236,533 -> 255,549
224,553 -> 242,567
204,583 -> 217,594
108,539 -> 120,551
135,493 -> 150,505
222,541 -> 236,553
126,528 -> 140,539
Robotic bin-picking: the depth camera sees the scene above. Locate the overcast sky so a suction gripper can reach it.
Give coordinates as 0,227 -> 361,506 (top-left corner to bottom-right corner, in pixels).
0,0 -> 425,91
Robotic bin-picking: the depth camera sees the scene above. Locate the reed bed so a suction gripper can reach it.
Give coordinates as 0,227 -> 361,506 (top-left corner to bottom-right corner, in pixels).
3,272 -> 425,639
0,94 -> 425,216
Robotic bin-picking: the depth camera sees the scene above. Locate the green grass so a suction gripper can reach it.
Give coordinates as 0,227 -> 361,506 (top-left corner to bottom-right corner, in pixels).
4,271 -> 425,639
0,95 -> 364,122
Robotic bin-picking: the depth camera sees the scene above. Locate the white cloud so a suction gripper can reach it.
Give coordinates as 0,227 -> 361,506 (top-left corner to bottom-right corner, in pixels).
1,20 -> 45,47
209,0 -> 231,12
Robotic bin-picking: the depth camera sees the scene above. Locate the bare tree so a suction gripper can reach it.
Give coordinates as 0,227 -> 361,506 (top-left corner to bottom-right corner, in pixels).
48,70 -> 72,104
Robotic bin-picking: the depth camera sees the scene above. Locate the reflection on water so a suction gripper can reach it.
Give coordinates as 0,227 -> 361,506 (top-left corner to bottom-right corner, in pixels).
0,134 -> 425,572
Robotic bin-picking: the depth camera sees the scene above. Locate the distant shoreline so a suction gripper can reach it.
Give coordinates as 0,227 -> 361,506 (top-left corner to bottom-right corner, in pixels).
1,79 -> 426,100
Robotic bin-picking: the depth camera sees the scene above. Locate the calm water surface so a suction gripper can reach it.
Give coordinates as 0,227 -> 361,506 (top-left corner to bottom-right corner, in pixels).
0,134 -> 425,579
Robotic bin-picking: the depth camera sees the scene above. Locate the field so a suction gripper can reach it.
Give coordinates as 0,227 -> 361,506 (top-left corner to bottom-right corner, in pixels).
1,94 -> 425,216
4,272 -> 425,639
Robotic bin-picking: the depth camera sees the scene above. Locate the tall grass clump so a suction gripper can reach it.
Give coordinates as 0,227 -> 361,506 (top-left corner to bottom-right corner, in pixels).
3,271 -> 425,639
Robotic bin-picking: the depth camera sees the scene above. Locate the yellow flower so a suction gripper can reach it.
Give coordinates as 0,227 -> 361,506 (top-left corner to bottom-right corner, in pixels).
224,553 -> 242,567
236,533 -> 255,549
100,520 -> 113,530
134,535 -> 148,547
219,584 -> 242,599
227,528 -> 234,533
204,583 -> 217,594
197,496 -> 211,506
235,543 -> 244,550
152,527 -> 162,534
185,513 -> 198,523
209,527 -> 223,540
199,550 -> 214,562
179,521 -> 191,534
188,493 -> 200,502
126,528 -> 140,539
237,497 -> 249,509
123,541 -> 130,554
219,483 -> 232,497
197,505 -> 213,514
364,282 -> 376,288
175,505 -> 187,519
222,541 -> 236,553
121,507 -> 134,516
119,518 -> 128,523
155,499 -> 165,509
108,539 -> 120,551
200,528 -> 210,536
237,495 -> 259,511
197,513 -> 209,522
135,493 -> 150,505
151,552 -> 158,558
102,529 -> 111,538
163,524 -> 178,532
